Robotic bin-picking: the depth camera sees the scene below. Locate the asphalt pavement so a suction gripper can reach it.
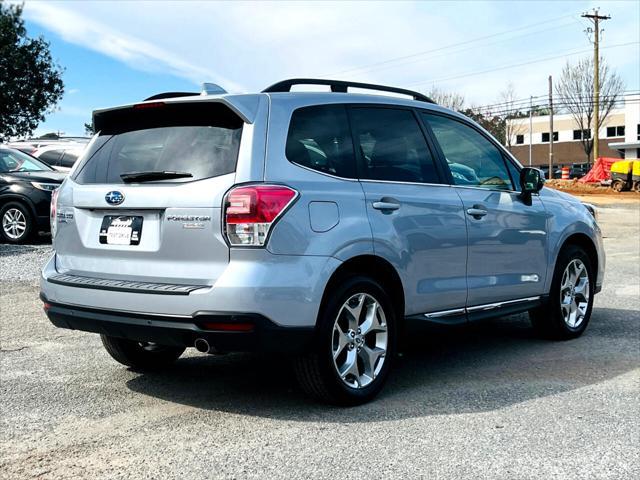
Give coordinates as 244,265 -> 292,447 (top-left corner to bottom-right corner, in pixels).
1,201 -> 638,479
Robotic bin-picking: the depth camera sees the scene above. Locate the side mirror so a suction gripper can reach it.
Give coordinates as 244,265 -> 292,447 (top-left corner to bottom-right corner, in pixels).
519,167 -> 544,203
520,167 -> 544,193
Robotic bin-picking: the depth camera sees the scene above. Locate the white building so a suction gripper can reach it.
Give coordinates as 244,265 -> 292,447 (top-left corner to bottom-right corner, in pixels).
507,93 -> 639,167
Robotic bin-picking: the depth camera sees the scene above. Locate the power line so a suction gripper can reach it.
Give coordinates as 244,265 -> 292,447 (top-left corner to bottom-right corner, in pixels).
321,13 -> 578,77
473,90 -> 639,110
464,99 -> 640,118
407,41 -> 638,87
470,93 -> 638,114
328,20 -> 581,79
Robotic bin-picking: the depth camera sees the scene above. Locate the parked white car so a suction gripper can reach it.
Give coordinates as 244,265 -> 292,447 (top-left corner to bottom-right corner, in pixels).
32,144 -> 86,172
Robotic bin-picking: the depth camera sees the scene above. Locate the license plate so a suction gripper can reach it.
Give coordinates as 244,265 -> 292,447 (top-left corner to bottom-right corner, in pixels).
99,216 -> 143,245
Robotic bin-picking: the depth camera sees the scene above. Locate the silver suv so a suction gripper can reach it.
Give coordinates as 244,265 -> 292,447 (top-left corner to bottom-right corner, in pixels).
41,79 -> 605,405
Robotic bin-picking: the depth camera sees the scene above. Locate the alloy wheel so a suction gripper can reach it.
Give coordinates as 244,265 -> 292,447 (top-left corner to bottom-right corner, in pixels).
332,293 -> 388,389
2,208 -> 27,240
560,259 -> 590,328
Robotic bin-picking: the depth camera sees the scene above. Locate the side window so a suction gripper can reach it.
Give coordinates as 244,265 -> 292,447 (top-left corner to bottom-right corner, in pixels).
286,105 -> 355,178
38,149 -> 63,166
505,159 -> 521,191
423,113 -> 515,190
60,151 -> 80,168
350,107 -> 439,184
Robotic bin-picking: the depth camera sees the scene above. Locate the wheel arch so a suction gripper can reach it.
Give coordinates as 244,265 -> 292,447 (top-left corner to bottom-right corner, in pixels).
320,255 -> 405,320
0,194 -> 38,219
557,232 -> 598,277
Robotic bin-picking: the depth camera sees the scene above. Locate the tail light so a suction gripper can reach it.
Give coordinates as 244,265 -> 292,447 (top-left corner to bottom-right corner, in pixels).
224,185 -> 297,246
50,188 -> 59,239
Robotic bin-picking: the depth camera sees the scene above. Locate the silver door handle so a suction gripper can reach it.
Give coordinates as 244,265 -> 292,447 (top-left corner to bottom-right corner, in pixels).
372,201 -> 400,211
466,208 -> 487,218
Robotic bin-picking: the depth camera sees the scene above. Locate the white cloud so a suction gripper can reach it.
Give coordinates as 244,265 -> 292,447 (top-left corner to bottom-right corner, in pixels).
21,0 -> 639,107
22,1 -> 245,91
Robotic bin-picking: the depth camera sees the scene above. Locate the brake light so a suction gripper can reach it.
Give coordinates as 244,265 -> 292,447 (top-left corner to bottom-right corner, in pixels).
50,188 -> 59,239
133,101 -> 165,109
224,185 -> 297,246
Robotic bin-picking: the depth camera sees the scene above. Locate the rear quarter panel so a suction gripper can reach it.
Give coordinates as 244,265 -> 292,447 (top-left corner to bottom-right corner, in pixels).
263,97 -> 374,260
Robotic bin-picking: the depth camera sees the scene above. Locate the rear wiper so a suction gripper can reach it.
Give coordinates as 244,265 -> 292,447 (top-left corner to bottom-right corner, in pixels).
120,171 -> 193,183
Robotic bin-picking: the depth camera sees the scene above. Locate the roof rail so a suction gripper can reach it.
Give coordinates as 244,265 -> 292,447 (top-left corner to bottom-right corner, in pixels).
143,92 -> 199,101
262,78 -> 435,104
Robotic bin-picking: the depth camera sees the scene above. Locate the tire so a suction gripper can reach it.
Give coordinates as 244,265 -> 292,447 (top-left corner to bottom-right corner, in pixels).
294,276 -> 397,405
100,335 -> 185,370
0,202 -> 34,244
611,180 -> 625,192
529,245 -> 594,340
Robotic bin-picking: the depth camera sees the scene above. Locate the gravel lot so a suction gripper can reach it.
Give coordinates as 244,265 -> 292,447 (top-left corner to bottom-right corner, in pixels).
1,201 -> 639,479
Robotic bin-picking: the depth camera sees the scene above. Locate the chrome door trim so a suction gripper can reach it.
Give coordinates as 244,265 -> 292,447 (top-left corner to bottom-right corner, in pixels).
466,296 -> 541,312
422,296 -> 540,318
423,308 -> 465,319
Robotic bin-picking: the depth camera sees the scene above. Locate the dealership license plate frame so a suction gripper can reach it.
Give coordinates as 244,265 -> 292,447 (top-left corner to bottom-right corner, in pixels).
99,215 -> 143,245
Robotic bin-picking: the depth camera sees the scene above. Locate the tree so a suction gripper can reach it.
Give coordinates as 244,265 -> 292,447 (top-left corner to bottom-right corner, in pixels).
84,122 -> 95,136
38,132 -> 59,140
555,56 -> 624,164
498,82 -> 527,151
0,2 -> 64,138
427,86 -> 465,111
462,107 -> 506,144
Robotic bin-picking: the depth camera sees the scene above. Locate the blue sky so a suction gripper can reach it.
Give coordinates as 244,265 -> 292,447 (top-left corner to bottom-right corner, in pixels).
17,0 -> 640,137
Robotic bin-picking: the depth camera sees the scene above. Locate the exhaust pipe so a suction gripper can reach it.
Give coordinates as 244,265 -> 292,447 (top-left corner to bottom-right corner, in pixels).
194,338 -> 215,354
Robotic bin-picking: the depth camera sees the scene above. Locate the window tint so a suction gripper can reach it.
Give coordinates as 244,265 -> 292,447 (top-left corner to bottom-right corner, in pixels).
506,159 -> 521,191
350,108 -> 439,183
286,105 -> 355,178
423,113 -> 514,190
39,150 -> 63,165
60,150 -> 80,168
0,149 -> 52,172
74,103 -> 243,184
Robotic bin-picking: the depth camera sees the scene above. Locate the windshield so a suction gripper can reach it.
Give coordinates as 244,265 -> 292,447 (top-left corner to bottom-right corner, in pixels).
74,102 -> 243,184
0,149 -> 53,173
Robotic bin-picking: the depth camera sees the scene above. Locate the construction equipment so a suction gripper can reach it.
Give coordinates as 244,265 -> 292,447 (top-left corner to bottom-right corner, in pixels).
610,159 -> 640,192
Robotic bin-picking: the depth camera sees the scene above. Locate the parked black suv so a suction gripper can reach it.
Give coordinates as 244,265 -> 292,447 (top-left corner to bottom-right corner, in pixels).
0,147 -> 65,243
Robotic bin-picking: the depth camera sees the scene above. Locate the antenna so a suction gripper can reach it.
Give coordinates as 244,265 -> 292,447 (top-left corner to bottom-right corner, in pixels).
201,83 -> 227,96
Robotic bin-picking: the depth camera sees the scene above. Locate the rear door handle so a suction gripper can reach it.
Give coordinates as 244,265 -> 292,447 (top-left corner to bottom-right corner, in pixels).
466,207 -> 488,218
372,199 -> 400,211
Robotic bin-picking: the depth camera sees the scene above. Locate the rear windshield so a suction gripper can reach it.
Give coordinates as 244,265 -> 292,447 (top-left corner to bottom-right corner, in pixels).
74,102 -> 243,184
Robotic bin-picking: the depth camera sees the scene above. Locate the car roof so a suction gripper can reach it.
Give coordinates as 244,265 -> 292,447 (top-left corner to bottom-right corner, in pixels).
35,143 -> 85,152
93,90 -> 466,126
263,91 -> 457,114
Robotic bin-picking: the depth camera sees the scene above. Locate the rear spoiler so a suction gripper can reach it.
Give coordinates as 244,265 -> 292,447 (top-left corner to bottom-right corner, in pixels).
92,94 -> 264,126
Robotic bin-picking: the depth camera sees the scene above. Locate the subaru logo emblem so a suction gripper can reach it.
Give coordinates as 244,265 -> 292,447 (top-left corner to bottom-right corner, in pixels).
105,191 -> 125,205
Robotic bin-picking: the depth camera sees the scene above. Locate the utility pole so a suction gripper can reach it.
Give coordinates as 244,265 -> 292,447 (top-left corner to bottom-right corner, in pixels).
548,75 -> 554,179
528,95 -> 533,166
582,8 -> 611,163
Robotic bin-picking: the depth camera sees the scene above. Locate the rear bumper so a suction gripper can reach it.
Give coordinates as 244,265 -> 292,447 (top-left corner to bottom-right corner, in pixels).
41,294 -> 314,353
41,251 -> 341,328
